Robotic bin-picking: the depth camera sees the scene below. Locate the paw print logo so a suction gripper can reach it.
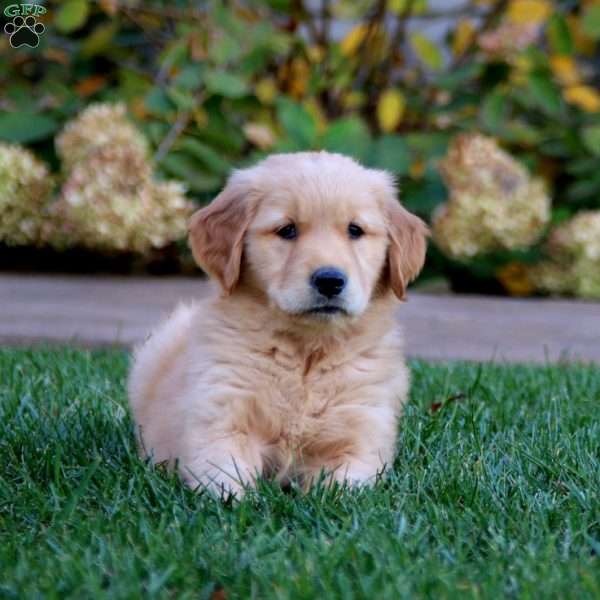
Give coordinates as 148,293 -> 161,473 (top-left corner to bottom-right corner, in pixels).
4,15 -> 45,48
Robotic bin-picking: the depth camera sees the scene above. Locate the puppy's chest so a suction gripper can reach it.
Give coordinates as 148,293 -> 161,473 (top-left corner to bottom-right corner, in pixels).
245,343 -> 386,437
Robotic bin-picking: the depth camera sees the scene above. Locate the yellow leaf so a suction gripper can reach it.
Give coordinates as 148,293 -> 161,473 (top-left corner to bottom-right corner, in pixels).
193,107 -> 208,128
550,56 -> 580,86
342,91 -> 366,110
287,57 -> 310,99
507,0 -> 552,25
410,32 -> 443,70
340,24 -> 368,57
509,55 -> 534,85
304,99 -> 328,134
564,85 -> 600,112
452,19 -> 476,56
497,262 -> 534,296
389,0 -> 427,14
307,45 -> 325,63
130,98 -> 148,120
377,89 -> 406,133
74,75 -> 107,97
566,15 -> 597,56
255,78 -> 278,105
409,159 -> 426,179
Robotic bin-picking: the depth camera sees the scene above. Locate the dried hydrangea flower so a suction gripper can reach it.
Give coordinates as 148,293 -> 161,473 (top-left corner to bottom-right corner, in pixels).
55,102 -> 149,170
49,145 -> 194,254
531,211 -> 600,299
0,142 -> 53,246
47,102 -> 195,254
432,134 -> 550,259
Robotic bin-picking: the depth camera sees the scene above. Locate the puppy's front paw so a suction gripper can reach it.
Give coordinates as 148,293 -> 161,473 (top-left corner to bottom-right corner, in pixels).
330,461 -> 382,488
181,455 -> 259,498
182,469 -> 247,498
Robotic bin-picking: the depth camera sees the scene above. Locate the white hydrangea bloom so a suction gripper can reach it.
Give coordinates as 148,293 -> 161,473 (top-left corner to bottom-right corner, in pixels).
0,143 -> 53,246
531,211 -> 600,299
56,102 -> 148,170
50,145 -> 193,254
47,103 -> 195,254
432,134 -> 551,260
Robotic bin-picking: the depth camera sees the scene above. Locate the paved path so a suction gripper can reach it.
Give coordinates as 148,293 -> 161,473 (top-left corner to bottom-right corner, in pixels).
1,274 -> 598,364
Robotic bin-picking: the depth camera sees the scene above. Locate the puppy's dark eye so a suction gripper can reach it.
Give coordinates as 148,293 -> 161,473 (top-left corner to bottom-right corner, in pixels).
348,223 -> 365,239
276,223 -> 298,240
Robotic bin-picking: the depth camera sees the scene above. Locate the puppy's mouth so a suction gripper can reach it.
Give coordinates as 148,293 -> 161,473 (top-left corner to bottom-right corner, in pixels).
304,305 -> 348,316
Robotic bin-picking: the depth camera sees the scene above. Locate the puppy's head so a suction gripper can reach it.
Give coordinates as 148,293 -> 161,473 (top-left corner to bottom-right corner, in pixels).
190,152 -> 428,320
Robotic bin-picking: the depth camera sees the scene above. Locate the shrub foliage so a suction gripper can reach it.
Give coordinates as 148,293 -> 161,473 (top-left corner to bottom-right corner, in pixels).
0,0 -> 599,294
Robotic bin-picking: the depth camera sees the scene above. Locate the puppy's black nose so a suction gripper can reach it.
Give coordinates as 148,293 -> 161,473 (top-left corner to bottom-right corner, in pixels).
310,267 -> 347,298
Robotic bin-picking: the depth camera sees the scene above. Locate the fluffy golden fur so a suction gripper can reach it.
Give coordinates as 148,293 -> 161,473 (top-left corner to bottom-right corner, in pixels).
128,151 -> 428,495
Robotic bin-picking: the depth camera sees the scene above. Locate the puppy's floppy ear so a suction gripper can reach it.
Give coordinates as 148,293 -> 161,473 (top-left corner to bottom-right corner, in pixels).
386,200 -> 429,300
189,175 -> 255,294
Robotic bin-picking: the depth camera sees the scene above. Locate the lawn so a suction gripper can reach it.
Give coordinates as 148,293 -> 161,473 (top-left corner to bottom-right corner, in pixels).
0,349 -> 599,599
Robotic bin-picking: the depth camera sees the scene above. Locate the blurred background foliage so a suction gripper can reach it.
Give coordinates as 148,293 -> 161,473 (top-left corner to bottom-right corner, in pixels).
1,0 -> 599,296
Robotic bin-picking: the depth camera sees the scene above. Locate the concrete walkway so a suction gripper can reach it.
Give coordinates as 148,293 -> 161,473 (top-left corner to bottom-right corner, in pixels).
1,274 -> 598,364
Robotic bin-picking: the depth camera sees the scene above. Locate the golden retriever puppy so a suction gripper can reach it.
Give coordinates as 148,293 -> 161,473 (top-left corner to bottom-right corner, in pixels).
128,151 -> 428,495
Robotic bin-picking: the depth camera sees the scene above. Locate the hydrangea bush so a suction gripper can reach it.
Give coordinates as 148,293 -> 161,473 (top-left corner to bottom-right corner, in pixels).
0,104 -> 193,257
432,134 -> 550,259
532,211 -> 600,299
55,103 -> 149,170
50,103 -> 193,254
0,143 -> 53,246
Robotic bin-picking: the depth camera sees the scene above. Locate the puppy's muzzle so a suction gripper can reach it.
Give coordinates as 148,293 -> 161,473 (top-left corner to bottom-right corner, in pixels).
310,267 -> 347,299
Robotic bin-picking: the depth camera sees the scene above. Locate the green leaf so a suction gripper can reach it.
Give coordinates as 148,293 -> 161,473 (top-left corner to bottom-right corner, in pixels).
405,132 -> 450,161
159,153 -> 222,193
330,0 -> 372,19
143,121 -> 169,146
276,98 -> 317,148
481,91 -> 508,131
550,206 -> 574,225
582,124 -> 600,156
166,87 -> 197,112
177,137 -> 231,176
566,156 -> 600,175
55,0 -> 89,33
319,117 -> 371,161
263,0 -> 292,10
204,71 -> 249,98
567,172 -> 600,202
367,135 -> 411,175
209,34 -> 244,65
539,138 -> 571,157
195,105 -> 246,153
401,171 -> 447,215
144,89 -> 175,115
80,23 -> 117,58
389,0 -> 427,15
528,73 -> 562,115
582,5 -> 600,40
0,112 -> 57,143
173,65 -> 206,91
546,14 -> 573,55
158,40 -> 189,69
410,33 -> 443,70
435,64 -> 482,90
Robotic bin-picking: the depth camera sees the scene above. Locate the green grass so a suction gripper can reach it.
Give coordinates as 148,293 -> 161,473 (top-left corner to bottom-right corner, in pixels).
0,348 -> 599,599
